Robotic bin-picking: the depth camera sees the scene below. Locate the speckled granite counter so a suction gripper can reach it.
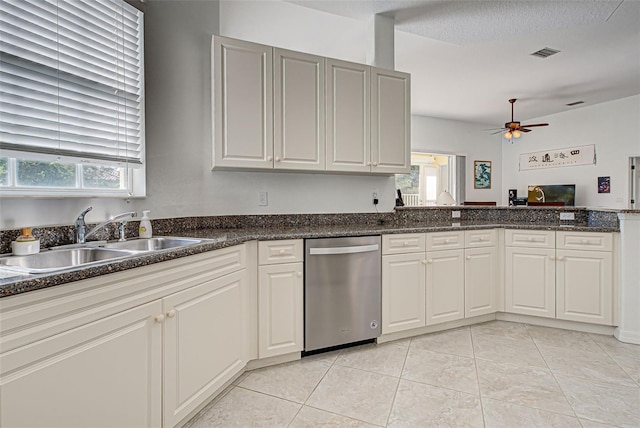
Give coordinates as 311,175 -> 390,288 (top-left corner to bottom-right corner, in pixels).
0,211 -> 621,298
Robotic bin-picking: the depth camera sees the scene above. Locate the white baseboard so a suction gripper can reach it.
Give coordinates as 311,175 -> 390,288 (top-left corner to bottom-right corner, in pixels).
246,352 -> 301,370
495,312 -> 616,335
377,314 -> 496,344
614,327 -> 640,345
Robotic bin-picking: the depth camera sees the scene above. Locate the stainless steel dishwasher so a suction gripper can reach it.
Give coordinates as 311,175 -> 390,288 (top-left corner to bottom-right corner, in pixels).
304,236 -> 381,352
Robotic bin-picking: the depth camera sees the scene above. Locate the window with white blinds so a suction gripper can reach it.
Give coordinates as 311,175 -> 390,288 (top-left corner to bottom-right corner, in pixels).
0,0 -> 144,166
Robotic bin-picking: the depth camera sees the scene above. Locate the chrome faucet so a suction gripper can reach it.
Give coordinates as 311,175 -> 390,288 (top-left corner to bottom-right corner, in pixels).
74,207 -> 136,244
74,206 -> 93,244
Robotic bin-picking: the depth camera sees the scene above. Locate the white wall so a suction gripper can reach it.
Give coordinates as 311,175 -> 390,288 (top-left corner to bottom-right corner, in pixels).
411,115 -> 503,203
501,95 -> 640,207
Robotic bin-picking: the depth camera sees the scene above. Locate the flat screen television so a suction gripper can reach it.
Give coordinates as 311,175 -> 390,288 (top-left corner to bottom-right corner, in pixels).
527,184 -> 575,206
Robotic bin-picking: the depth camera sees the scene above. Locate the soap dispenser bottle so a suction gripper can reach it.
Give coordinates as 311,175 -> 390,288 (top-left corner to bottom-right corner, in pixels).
139,210 -> 152,238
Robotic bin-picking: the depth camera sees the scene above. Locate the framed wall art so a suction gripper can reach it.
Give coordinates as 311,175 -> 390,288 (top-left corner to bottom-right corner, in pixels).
474,160 -> 492,189
598,176 -> 610,193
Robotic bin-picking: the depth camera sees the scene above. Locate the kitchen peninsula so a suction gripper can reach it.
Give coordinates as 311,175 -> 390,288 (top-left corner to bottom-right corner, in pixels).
0,206 -> 638,428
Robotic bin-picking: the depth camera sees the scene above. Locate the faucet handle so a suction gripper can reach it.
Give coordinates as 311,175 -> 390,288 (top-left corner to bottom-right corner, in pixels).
77,206 -> 93,222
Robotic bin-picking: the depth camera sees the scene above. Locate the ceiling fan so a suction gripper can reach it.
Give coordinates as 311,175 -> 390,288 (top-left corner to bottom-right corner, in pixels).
490,99 -> 549,140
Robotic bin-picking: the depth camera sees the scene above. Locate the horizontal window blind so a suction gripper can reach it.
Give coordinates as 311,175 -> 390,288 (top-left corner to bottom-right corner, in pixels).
0,0 -> 144,165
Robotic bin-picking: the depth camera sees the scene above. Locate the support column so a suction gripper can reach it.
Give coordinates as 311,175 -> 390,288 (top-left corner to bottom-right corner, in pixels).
615,212 -> 640,344
366,14 -> 395,69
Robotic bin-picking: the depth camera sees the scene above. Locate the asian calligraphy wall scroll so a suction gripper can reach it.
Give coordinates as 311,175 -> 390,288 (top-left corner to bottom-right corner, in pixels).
519,144 -> 596,171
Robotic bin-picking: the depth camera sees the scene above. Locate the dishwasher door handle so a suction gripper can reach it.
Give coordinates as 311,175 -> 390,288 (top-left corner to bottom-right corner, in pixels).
309,244 -> 379,255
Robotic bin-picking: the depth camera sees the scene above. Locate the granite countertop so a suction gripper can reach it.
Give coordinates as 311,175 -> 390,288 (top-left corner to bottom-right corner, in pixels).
0,221 -> 619,298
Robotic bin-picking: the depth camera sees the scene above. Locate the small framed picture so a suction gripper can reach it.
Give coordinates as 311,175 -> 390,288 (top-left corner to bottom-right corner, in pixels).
598,176 -> 610,193
474,160 -> 492,189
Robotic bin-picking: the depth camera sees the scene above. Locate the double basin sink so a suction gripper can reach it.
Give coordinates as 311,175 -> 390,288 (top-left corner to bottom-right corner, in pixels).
0,237 -> 214,274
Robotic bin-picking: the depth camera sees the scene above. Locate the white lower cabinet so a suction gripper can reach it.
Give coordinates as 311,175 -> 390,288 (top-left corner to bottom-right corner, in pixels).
257,240 -> 304,358
504,230 -> 616,325
465,246 -> 498,317
556,249 -> 613,325
426,249 -> 465,325
382,231 -> 486,334
0,246 -> 249,428
505,246 -> 556,318
163,270 -> 247,427
0,301 -> 163,428
381,252 -> 426,334
258,263 -> 304,358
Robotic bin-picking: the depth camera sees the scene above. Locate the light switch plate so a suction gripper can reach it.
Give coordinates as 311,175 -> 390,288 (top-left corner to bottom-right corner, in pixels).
452,211 -> 461,218
560,212 -> 575,220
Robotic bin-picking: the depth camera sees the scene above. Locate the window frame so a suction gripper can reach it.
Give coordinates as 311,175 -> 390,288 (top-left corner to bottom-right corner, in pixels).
0,0 -> 146,198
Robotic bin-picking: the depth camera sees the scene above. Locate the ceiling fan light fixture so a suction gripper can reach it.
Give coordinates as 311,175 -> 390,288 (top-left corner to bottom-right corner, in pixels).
504,131 -> 512,139
513,130 -> 522,138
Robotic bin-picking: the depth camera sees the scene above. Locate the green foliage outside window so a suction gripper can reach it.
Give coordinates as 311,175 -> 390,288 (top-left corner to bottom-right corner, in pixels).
0,158 -> 7,186
1,158 -> 124,191
16,160 -> 76,187
395,165 -> 420,195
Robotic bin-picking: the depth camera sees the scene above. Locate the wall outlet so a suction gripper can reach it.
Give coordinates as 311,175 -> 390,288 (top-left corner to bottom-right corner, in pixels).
258,191 -> 268,206
452,210 -> 461,219
560,212 -> 575,220
372,191 -> 378,199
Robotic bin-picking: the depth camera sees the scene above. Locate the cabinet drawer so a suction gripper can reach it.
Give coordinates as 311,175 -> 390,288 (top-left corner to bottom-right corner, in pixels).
505,230 -> 555,248
382,233 -> 425,255
556,231 -> 612,251
465,229 -> 497,248
426,231 -> 464,251
258,239 -> 303,265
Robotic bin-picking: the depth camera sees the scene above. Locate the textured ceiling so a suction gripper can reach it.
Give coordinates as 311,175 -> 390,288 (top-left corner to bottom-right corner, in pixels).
286,0 -> 640,125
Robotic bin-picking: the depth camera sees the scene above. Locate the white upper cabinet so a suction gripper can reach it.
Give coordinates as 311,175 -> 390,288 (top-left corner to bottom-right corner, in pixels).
326,59 -> 371,173
212,36 -> 273,169
212,36 -> 410,175
371,68 -> 411,174
274,49 -> 325,171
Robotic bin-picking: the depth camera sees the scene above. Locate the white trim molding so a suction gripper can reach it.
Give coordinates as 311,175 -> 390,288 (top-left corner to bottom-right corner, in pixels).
615,212 -> 640,344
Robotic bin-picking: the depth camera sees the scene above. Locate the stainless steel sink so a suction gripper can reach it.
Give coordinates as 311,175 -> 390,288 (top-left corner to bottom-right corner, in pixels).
0,248 -> 139,274
0,236 -> 218,275
99,237 -> 207,252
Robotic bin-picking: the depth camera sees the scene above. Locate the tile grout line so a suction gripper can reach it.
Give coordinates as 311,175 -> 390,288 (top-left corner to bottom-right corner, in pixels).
524,323 -> 581,420
383,336 -> 413,427
591,334 -> 640,389
469,325 -> 488,428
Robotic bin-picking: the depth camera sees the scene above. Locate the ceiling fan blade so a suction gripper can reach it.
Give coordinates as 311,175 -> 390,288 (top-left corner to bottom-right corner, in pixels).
490,130 -> 505,135
482,127 -> 507,131
520,128 -> 532,133
519,123 -> 549,128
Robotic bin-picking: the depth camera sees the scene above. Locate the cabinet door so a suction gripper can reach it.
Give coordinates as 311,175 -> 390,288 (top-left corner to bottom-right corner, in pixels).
426,249 -> 465,325
382,253 -> 426,334
274,49 -> 325,171
163,270 -> 247,427
465,246 -> 498,317
556,250 -> 613,325
212,36 -> 273,169
325,59 -> 371,172
258,263 -> 304,358
505,247 -> 556,318
0,301 -> 162,428
371,68 -> 410,174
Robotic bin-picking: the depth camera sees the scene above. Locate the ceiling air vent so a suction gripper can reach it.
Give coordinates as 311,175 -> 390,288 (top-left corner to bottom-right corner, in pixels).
566,101 -> 584,106
530,47 -> 560,58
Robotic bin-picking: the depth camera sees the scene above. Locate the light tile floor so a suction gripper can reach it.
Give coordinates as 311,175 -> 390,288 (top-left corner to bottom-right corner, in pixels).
183,321 -> 640,427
